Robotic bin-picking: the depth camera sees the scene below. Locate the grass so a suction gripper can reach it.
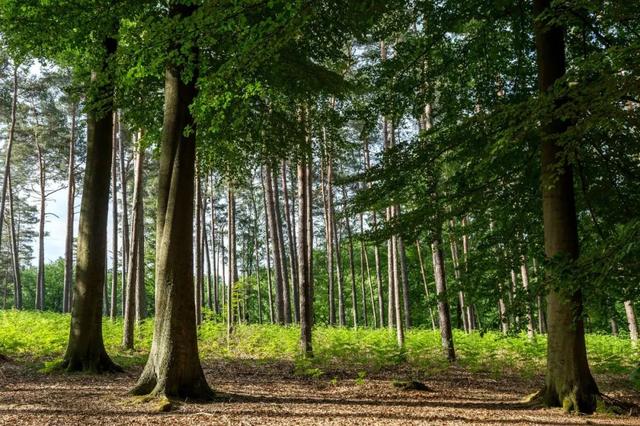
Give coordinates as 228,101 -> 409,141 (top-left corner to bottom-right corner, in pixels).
0,310 -> 638,381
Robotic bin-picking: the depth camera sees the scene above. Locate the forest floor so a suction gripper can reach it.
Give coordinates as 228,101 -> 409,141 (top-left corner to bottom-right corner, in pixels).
1,358 -> 639,426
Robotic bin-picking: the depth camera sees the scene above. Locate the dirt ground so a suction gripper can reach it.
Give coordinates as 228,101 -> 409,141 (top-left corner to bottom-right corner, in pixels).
0,359 -> 638,425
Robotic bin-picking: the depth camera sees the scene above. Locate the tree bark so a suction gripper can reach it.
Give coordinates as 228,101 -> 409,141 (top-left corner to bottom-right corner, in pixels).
297,149 -> 312,356
416,241 -> 436,330
431,237 -> 455,362
33,121 -> 46,311
272,170 -> 291,324
624,301 -> 638,346
62,37 -> 121,373
282,161 -> 300,323
521,258 -> 535,339
534,0 -> 599,412
110,122 -> 119,320
264,165 -> 284,324
118,117 -> 130,313
210,174 -> 220,314
63,102 -> 77,313
194,173 -> 203,325
134,140 -> 145,324
123,141 -> 144,349
227,188 -> 237,335
260,169 -> 275,323
0,64 -> 19,285
397,234 -> 410,329
131,14 -> 212,397
7,172 -> 21,310
342,186 -> 359,329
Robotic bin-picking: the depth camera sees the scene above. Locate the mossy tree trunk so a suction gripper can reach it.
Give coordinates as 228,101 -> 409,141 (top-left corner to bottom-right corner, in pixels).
534,0 -> 599,413
62,37 -> 121,373
131,14 -> 212,398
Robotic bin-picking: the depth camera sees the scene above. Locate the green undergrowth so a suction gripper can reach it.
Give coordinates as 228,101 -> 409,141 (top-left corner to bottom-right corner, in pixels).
0,310 -> 637,382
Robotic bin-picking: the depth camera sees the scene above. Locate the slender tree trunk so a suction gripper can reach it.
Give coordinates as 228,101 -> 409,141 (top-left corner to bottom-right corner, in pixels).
416,241 -> 436,330
110,123 -> 119,320
297,149 -> 312,356
342,186 -> 359,329
34,131 -> 46,310
534,0 -> 598,411
272,171 -> 291,324
8,172 -> 21,310
282,161 -> 300,323
204,203 -> 213,311
498,281 -> 510,334
321,146 -> 335,326
63,103 -> 77,313
397,234 -> 410,329
0,64 -> 19,279
123,141 -> 145,348
210,174 -> 219,314
264,165 -> 285,324
333,201 -> 346,327
610,318 -> 618,336
431,236 -> 455,362
131,13 -> 212,397
133,141 -> 145,324
360,213 -> 374,327
118,117 -> 130,313
520,258 -> 535,339
194,173 -> 203,326
260,169 -> 275,323
624,301 -> 638,346
227,188 -> 237,335
62,37 -> 121,373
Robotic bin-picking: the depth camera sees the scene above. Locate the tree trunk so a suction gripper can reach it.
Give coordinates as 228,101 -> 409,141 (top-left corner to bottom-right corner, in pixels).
282,161 -> 300,323
62,37 -> 121,373
498,281 -> 510,334
123,141 -> 144,349
260,169 -> 275,323
110,123 -> 119,320
360,213 -> 375,327
194,173 -> 203,326
63,102 -> 77,313
227,188 -> 237,335
34,126 -> 46,310
363,138 -> 384,327
210,174 -> 219,314
534,0 -> 599,412
0,64 -> 19,283
397,234 -> 410,329
520,258 -> 535,339
264,165 -> 285,324
321,146 -> 335,326
431,237 -> 455,362
333,200 -> 346,327
272,171 -> 291,324
624,301 -> 638,346
7,172 -> 21,310
134,141 -> 145,324
342,186 -> 359,329
610,318 -> 618,336
118,117 -> 130,313
416,241 -> 436,330
131,18 -> 212,398
297,151 -> 312,356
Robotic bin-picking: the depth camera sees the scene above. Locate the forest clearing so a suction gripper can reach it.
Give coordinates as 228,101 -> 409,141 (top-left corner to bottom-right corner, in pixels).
0,0 -> 639,424
0,312 -> 639,424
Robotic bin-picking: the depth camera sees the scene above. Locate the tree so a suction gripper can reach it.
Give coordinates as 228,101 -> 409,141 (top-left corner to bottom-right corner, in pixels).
532,0 -> 598,412
131,3 -> 212,400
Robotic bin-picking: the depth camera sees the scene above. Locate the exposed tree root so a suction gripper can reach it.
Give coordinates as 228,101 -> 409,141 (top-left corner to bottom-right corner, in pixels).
60,353 -> 123,374
523,388 -> 638,416
392,380 -> 432,391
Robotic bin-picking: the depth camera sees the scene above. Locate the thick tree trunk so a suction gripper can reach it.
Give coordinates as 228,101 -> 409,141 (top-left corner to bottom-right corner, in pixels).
123,142 -> 144,349
62,37 -> 121,373
624,301 -> 638,346
282,161 -> 300,323
416,241 -> 436,330
7,172 -> 21,310
131,19 -> 212,398
431,237 -> 455,362
110,125 -> 119,320
534,0 -> 599,412
63,103 -> 77,313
